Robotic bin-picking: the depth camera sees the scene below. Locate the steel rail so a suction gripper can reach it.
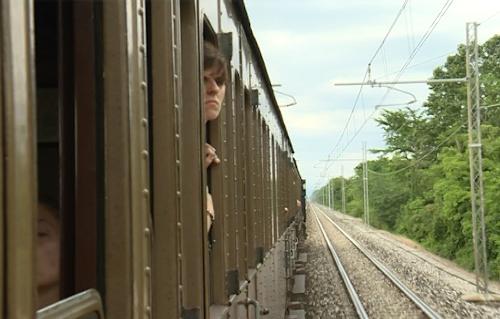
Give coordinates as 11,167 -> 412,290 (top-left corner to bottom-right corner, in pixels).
315,205 -> 442,319
311,205 -> 369,319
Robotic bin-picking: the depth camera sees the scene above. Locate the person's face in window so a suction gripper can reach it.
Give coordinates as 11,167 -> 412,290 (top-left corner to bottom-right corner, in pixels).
37,203 -> 60,309
203,66 -> 226,122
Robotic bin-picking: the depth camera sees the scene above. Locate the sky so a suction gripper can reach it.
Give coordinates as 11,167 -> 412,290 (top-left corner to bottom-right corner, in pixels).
244,0 -> 500,195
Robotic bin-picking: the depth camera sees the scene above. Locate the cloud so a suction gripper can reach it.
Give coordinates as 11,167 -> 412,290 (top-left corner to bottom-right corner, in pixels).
281,110 -> 342,136
257,27 -> 401,54
245,0 -> 500,194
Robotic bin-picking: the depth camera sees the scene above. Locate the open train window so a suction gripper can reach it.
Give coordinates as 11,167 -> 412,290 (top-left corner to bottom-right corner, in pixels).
203,19 -> 225,306
35,0 -> 60,310
203,21 -> 217,192
35,0 -> 104,313
203,18 -> 239,308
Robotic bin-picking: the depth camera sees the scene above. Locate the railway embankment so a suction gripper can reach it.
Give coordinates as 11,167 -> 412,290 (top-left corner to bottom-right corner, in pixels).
300,203 -> 500,318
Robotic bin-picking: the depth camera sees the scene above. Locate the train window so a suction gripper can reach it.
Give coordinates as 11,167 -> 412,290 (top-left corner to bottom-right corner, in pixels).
35,0 -> 104,312
245,92 -> 257,269
272,136 -> 279,244
223,62 -> 239,295
263,124 -> 272,251
255,112 -> 264,264
234,73 -> 248,284
35,1 -> 60,310
204,21 -> 229,307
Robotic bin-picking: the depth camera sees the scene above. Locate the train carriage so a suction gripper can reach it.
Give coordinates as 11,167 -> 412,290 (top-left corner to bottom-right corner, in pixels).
0,0 -> 305,318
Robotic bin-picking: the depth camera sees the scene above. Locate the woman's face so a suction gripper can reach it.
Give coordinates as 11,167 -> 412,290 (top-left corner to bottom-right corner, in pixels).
203,66 -> 226,122
37,203 -> 60,307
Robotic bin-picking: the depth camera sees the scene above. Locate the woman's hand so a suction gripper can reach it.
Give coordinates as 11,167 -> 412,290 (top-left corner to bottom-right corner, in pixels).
206,191 -> 215,231
204,143 -> 220,169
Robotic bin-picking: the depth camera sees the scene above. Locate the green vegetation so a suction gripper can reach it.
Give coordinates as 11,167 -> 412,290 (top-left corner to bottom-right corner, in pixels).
313,35 -> 500,280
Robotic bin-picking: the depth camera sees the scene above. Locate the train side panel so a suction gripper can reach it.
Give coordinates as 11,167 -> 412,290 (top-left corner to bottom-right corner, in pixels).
0,0 -> 305,318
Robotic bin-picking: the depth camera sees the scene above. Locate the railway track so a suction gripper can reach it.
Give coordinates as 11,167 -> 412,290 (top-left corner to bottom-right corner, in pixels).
311,203 -> 442,319
319,207 -> 500,296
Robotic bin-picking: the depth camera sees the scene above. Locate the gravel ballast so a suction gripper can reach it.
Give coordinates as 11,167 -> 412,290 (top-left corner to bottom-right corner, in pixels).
302,204 -> 357,318
306,203 -> 500,318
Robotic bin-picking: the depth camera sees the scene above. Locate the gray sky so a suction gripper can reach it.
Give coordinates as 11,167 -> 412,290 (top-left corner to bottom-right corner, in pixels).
245,0 -> 500,194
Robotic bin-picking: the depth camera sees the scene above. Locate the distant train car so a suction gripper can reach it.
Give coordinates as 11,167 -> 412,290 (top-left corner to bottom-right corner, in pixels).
0,0 -> 304,318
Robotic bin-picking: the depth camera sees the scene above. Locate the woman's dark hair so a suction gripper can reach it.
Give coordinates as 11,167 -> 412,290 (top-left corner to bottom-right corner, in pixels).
203,41 -> 228,85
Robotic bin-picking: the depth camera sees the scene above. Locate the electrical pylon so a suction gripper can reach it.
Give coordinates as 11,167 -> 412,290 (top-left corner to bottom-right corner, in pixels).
362,142 -> 369,226
466,22 -> 489,294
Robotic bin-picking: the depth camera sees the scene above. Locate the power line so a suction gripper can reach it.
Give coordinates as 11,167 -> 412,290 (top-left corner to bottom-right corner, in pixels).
317,115 -> 465,187
317,0 -> 456,192
333,1 -> 455,163
375,0 -> 455,110
326,109 -> 376,172
396,0 -> 455,78
321,119 -> 463,182
378,0 -> 455,110
325,0 -> 416,167
325,85 -> 419,172
405,0 -> 416,54
323,0 -> 414,172
324,68 -> 369,164
324,81 -> 463,178
374,51 -> 455,80
368,0 -> 410,65
479,9 -> 500,25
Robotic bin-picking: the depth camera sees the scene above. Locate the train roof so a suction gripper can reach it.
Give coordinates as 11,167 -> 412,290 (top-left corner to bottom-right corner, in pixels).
233,0 -> 296,155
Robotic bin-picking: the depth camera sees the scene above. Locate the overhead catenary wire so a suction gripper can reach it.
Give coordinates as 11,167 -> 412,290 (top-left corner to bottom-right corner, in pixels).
329,0 -> 456,168
479,9 -> 500,25
316,0 -> 458,192
321,0 -> 413,172
343,0 -> 457,180
327,99 -> 459,178
321,91 -> 415,183
396,0 -> 455,78
325,85 -> 418,173
368,0 -> 410,65
375,51 -> 455,80
320,118 -> 464,190
408,0 -> 416,52
320,86 -> 451,189
376,0 -> 455,107
404,0 -> 416,55
324,69 -> 370,163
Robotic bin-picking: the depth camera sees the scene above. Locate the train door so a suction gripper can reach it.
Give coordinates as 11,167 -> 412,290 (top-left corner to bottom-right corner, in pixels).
206,21 -> 231,310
